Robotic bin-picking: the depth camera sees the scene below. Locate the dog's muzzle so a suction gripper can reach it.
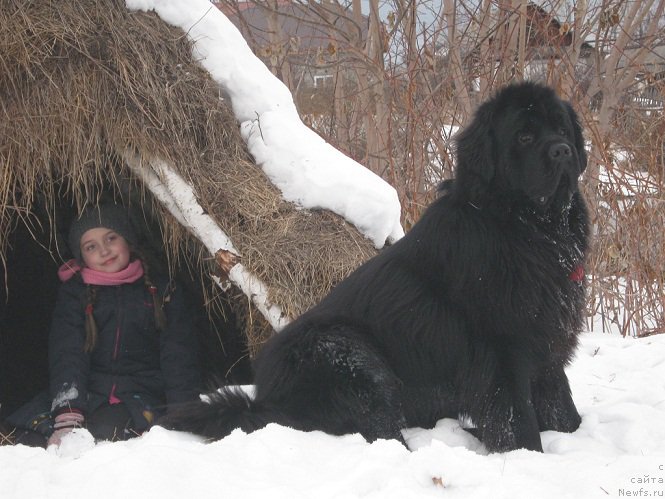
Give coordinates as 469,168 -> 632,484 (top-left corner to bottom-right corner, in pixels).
548,143 -> 572,162
535,142 -> 580,208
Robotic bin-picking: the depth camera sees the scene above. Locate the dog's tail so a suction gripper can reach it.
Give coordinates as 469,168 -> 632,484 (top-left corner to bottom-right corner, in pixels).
160,387 -> 277,440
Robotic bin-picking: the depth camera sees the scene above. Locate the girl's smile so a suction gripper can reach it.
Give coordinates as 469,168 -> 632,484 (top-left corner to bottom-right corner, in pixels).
80,228 -> 131,273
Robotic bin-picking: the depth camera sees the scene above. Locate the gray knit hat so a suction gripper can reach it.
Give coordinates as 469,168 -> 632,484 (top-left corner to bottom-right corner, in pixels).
68,204 -> 137,262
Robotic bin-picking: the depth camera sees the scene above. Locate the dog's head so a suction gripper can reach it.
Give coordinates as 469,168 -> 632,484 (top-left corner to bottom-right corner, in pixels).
454,82 -> 587,212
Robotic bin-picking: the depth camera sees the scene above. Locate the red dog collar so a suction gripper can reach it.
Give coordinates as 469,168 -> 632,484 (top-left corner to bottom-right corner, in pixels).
569,264 -> 585,282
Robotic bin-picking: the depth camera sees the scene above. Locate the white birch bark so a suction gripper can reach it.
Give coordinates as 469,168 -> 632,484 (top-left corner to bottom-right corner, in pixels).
123,151 -> 290,332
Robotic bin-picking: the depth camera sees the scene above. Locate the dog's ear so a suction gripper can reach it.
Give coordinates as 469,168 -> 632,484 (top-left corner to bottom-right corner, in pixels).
566,102 -> 587,173
454,102 -> 496,202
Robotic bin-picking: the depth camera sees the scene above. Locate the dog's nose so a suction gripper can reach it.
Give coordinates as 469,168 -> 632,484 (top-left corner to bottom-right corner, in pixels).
549,143 -> 572,160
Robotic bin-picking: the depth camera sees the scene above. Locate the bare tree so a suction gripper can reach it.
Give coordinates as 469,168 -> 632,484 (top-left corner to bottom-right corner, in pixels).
216,0 -> 665,336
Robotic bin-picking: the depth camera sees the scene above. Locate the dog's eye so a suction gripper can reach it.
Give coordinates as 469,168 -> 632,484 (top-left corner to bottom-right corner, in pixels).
558,127 -> 568,137
517,132 -> 534,145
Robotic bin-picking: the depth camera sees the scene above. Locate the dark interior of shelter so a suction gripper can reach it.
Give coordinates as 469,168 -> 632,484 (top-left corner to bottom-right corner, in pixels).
0,185 -> 252,421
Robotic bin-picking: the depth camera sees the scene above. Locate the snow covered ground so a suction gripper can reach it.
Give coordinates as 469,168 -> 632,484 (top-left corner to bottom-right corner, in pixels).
2,331 -> 664,499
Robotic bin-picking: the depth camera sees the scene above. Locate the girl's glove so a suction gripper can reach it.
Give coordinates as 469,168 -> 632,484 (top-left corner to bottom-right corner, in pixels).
47,410 -> 85,447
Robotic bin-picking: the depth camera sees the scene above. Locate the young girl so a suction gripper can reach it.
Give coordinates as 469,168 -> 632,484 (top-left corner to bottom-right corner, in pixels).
7,204 -> 202,447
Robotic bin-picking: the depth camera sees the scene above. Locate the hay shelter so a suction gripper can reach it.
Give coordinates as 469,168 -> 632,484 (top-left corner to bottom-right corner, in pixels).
0,0 -> 394,420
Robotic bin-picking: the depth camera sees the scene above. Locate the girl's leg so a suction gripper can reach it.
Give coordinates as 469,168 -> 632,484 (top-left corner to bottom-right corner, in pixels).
12,428 -> 48,447
87,403 -> 135,441
5,390 -> 52,447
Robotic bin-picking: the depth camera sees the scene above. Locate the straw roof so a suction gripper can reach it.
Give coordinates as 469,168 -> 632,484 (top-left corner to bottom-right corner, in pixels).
0,0 -> 378,351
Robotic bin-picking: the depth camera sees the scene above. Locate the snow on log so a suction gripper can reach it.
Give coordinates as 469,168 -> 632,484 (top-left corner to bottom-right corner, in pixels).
124,151 -> 290,332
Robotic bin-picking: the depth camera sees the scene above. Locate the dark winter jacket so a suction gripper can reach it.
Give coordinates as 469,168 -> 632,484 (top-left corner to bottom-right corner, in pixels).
49,273 -> 201,431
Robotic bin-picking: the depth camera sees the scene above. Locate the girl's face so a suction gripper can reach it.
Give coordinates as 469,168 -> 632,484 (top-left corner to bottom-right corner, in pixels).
80,227 -> 131,273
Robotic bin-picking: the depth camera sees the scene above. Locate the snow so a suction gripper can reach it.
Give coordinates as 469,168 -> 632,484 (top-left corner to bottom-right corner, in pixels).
125,0 -> 404,248
49,384 -> 79,412
598,163 -> 661,198
2,332 -> 665,498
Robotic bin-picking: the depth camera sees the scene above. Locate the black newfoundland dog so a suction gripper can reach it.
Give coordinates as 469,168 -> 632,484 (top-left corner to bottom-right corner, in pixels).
164,82 -> 589,453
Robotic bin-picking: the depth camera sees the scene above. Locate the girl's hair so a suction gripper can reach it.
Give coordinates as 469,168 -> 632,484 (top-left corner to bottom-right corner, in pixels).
83,285 -> 98,352
82,254 -> 167,353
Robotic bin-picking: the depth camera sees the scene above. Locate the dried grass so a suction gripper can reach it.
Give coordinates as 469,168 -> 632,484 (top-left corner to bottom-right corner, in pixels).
585,113 -> 665,337
0,0 -> 377,350
0,427 -> 14,446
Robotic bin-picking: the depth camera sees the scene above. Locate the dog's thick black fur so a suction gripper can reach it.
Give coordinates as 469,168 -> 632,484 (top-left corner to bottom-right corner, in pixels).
163,82 -> 590,453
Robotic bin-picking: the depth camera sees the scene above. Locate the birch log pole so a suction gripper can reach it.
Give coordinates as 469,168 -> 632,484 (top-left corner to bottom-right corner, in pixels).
124,151 -> 290,332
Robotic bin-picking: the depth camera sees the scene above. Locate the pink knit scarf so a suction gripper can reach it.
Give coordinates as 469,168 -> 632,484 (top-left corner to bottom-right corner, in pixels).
58,259 -> 144,285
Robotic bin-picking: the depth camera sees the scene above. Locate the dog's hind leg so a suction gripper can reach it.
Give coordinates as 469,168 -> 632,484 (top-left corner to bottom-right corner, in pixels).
309,329 -> 409,444
254,325 -> 408,445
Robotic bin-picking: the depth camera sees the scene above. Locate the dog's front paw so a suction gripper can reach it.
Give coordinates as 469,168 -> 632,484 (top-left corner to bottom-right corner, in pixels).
477,418 -> 543,453
539,405 -> 581,433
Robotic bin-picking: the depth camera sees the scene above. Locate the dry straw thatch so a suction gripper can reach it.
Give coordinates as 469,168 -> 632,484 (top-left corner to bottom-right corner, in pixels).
0,0 -> 378,350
